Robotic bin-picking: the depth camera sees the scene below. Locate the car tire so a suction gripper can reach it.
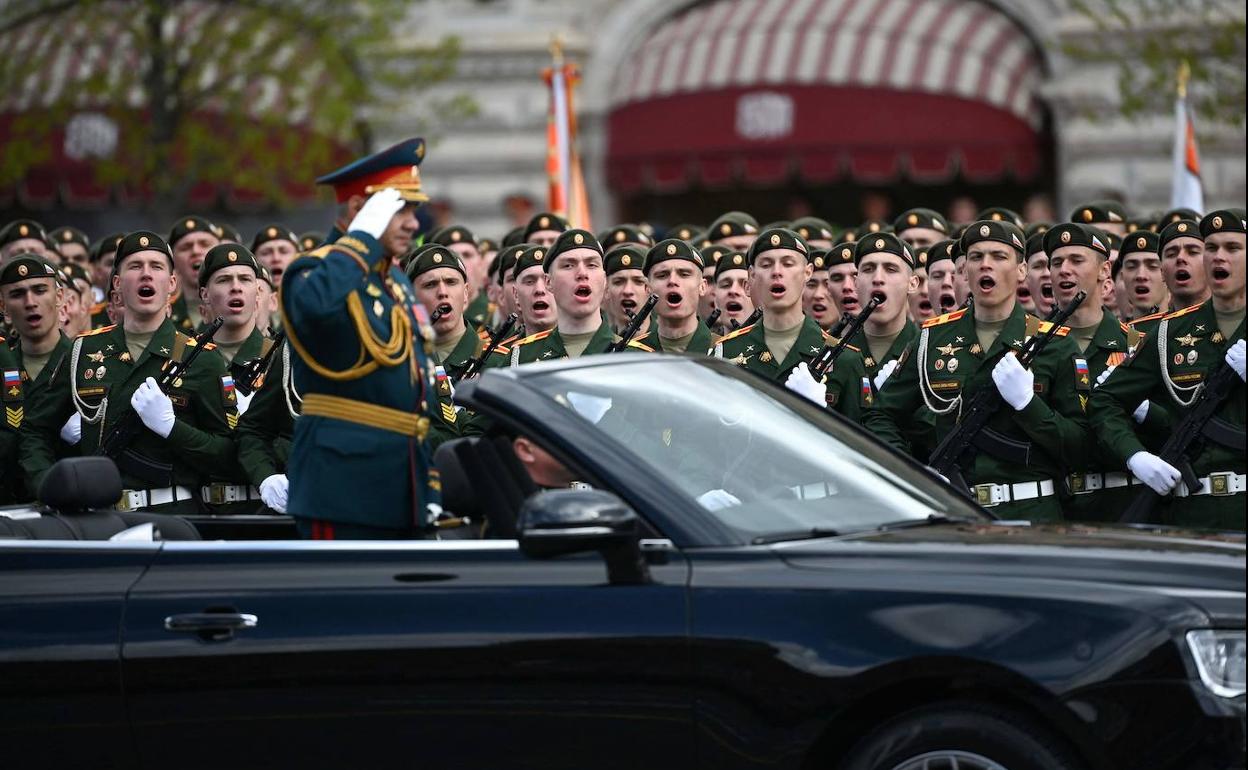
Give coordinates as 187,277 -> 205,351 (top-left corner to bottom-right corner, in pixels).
837,701 -> 1082,770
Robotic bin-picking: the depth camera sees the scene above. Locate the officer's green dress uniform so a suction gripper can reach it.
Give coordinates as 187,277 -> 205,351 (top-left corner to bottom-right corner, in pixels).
0,336 -> 25,502
20,233 -> 237,512
713,228 -> 871,424
862,221 -> 1091,521
847,321 -> 918,384
281,137 -> 444,539
638,322 -> 714,355
1089,213 -> 1246,530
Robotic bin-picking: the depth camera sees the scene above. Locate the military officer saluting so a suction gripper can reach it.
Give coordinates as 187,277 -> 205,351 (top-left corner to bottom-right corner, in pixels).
281,138 -> 443,539
846,233 -> 920,390
715,228 -> 870,422
1090,210 -> 1245,530
638,239 -> 714,355
20,231 -> 237,511
862,220 -> 1091,520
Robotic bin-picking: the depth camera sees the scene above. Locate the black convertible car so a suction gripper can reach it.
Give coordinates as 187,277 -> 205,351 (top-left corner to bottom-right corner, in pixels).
1,355 -> 1244,770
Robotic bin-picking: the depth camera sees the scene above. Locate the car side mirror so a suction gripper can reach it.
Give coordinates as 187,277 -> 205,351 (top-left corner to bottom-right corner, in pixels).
517,489 -> 650,585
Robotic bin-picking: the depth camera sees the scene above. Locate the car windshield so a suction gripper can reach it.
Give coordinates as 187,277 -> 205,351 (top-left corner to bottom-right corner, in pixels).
527,358 -> 981,542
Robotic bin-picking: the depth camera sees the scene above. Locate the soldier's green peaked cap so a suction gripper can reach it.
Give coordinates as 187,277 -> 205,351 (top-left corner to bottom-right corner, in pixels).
168,216 -> 217,248
746,228 -> 809,265
1070,200 -> 1127,227
924,239 -> 958,267
1158,219 -> 1202,250
700,244 -> 732,267
524,212 -> 568,242
1025,232 -> 1046,258
50,226 -> 90,250
405,243 -> 465,282
512,245 -> 549,279
495,244 -> 527,285
1024,222 -> 1051,239
790,217 -> 836,244
0,254 -> 59,286
251,224 -> 298,253
713,250 -> 749,280
708,211 -> 759,241
90,232 -> 125,262
854,232 -> 915,268
644,238 -> 704,275
960,220 -> 1026,255
892,208 -> 949,236
605,245 -> 647,275
61,261 -> 91,287
115,231 -> 174,269
599,224 -> 653,249
430,225 -> 477,247
1122,230 -> 1160,256
1200,209 -> 1247,237
501,226 -> 526,248
298,232 -> 324,252
1043,223 -> 1110,258
198,243 -> 260,288
827,242 -> 856,266
543,229 -> 603,272
667,223 -> 702,242
1159,207 -> 1200,228
0,219 -> 47,249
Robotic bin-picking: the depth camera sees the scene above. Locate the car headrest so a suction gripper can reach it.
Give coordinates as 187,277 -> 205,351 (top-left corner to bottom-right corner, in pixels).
39,457 -> 123,513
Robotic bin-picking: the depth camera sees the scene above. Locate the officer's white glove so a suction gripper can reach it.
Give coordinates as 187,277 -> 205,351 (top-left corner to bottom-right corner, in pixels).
1095,365 -> 1115,388
873,358 -> 899,390
59,412 -> 82,445
992,353 -> 1033,411
1226,339 -> 1246,382
131,377 -> 175,438
1132,400 -> 1150,424
784,362 -> 826,406
696,488 -> 741,511
259,474 -> 289,513
348,188 -> 405,240
235,389 -> 254,416
1127,451 -> 1182,496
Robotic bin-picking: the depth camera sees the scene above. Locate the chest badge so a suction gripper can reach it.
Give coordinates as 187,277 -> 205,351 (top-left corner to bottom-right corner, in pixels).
863,357 -> 875,368
969,343 -> 982,355
1173,353 -> 1184,366
1212,331 -> 1225,344
95,366 -> 106,380
934,359 -> 945,371
373,300 -> 384,317
87,350 -> 105,363
936,343 -> 962,357
947,358 -> 959,373
119,352 -> 132,363
366,284 -> 383,298
1174,332 -> 1201,347
759,351 -> 772,363
4,370 -> 22,399
1187,350 -> 1198,365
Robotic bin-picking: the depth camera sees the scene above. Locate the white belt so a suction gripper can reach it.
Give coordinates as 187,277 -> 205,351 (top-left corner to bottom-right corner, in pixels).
1068,472 -> 1142,494
1175,472 -> 1247,498
118,486 -> 195,511
201,483 -> 262,505
973,479 -> 1056,507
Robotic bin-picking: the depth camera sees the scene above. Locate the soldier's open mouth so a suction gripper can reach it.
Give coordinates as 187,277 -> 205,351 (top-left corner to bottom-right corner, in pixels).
1175,269 -> 1191,282
1134,285 -> 1150,295
665,292 -> 683,306
191,261 -> 203,273
436,303 -> 452,316
1212,267 -> 1230,280
1041,284 -> 1053,298
26,313 -> 41,325
726,301 -> 743,312
1057,281 -> 1076,291
138,286 -> 156,298
574,286 -> 592,298
918,299 -> 932,312
811,302 -> 827,313
842,296 -> 859,311
532,300 -> 549,311
870,290 -> 886,305
769,284 -> 785,296
227,298 -> 246,310
939,294 -> 956,309
620,298 -> 637,310
979,276 -> 996,290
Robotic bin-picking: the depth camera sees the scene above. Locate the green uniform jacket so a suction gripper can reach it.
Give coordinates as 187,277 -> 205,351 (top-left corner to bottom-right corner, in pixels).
236,341 -> 298,487
0,337 -> 71,502
434,326 -> 489,438
168,291 -> 200,333
202,326 -> 270,511
713,317 -> 872,423
20,319 -> 237,507
486,321 -> 646,367
847,320 -> 918,382
637,321 -> 715,356
1089,299 -> 1245,530
465,292 -> 494,330
861,303 -> 1091,521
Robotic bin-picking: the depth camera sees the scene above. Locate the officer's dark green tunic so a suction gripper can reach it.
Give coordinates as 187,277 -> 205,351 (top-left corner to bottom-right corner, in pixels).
19,318 -> 237,511
464,292 -> 493,330
433,326 -> 488,438
1090,299 -> 1245,530
236,341 -> 297,487
714,317 -> 872,423
848,320 -> 933,457
0,336 -> 66,502
204,326 -> 270,513
861,302 -> 1091,521
637,321 -> 715,356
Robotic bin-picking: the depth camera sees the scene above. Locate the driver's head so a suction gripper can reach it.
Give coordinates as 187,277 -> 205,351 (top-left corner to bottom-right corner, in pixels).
512,434 -> 577,489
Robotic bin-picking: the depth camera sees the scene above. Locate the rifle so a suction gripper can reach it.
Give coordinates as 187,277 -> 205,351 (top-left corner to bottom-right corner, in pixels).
704,308 -> 721,332
235,329 -> 285,396
452,313 -> 516,383
742,307 -> 763,328
606,294 -> 657,353
809,296 -> 881,380
1119,359 -> 1242,524
429,304 -> 450,324
96,317 -> 225,486
927,291 -> 1086,498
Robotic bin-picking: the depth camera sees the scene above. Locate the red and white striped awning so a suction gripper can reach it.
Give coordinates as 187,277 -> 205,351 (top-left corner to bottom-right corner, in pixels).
607,0 -> 1047,193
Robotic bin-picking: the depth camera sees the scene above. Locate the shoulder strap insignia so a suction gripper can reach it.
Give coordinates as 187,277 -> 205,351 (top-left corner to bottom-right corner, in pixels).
80,324 -> 116,337
89,301 -> 108,314
1163,302 -> 1203,320
1118,321 -> 1131,333
627,340 -> 655,352
713,323 -> 756,344
921,308 -> 966,328
1128,310 -> 1166,327
204,342 -> 218,350
1035,320 -> 1070,337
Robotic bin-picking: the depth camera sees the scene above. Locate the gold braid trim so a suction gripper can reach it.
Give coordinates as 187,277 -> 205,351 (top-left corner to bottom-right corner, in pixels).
279,285 -> 413,382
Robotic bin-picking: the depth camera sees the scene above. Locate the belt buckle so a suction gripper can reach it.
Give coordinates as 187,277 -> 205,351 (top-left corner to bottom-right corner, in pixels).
116,492 -> 133,512
1068,474 -> 1087,494
1209,473 -> 1231,497
206,484 -> 226,505
974,484 -> 997,507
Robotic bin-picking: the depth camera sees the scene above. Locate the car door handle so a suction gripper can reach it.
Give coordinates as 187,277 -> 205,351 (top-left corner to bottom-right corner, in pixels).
164,612 -> 258,633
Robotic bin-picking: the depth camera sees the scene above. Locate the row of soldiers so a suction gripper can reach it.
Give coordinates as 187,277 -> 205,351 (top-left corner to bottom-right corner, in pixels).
0,138 -> 1243,536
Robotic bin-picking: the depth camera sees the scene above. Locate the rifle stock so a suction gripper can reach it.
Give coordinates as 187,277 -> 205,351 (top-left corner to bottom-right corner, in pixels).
607,294 -> 657,353
235,329 -> 285,396
453,313 -> 516,383
809,295 -> 882,380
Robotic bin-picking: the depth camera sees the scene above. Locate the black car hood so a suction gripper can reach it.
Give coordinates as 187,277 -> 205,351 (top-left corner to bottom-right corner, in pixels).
774,522 -> 1247,606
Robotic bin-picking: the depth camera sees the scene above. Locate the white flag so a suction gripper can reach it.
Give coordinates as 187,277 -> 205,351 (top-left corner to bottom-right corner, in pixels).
1171,94 -> 1203,213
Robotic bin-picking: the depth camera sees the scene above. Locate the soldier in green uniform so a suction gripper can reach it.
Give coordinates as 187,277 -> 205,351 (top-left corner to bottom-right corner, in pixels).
1118,230 -> 1170,325
507,244 -> 558,339
491,243 -> 527,335
523,212 -> 568,248
862,220 -> 1091,521
604,244 -> 651,336
235,338 -> 298,514
714,228 -> 870,423
282,138 -> 446,539
1023,231 -> 1055,317
638,239 -> 714,355
50,226 -> 91,269
802,249 -> 838,332
428,225 -> 493,329
407,244 -> 485,376
1089,210 -> 1245,530
251,224 -> 299,286
825,241 -> 861,320
20,231 -> 237,512
0,255 -> 73,502
167,216 -> 220,332
88,232 -> 123,312
1158,218 -> 1210,314
847,233 -> 920,390
925,240 -> 960,316
0,219 -> 52,263
58,262 -> 95,339
711,250 -> 753,335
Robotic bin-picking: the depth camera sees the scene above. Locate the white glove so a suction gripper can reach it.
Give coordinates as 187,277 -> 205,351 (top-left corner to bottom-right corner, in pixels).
1132,400 -> 1150,424
784,362 -> 826,406
1227,339 -> 1246,382
1127,451 -> 1182,496
259,474 -> 289,513
348,188 -> 405,239
131,377 -> 175,438
59,412 -> 82,445
992,353 -> 1034,411
696,488 -> 741,511
235,389 -> 254,416
873,359 -> 899,390
1095,365 -> 1115,388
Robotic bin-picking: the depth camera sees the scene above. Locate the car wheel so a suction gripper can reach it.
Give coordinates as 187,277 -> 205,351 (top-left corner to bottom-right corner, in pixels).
837,701 -> 1081,770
